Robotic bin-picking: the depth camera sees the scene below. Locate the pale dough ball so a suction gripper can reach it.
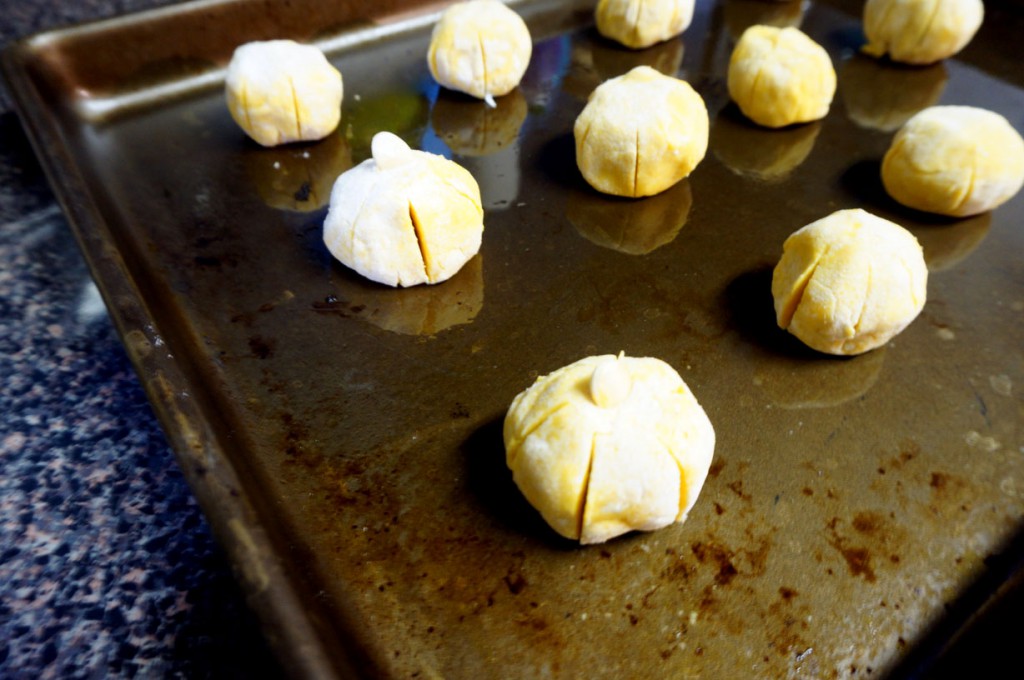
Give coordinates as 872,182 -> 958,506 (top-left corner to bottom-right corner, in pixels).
225,40 -> 343,147
427,0 -> 532,105
881,106 -> 1024,217
595,0 -> 695,50
772,209 -> 928,355
574,66 -> 708,198
727,25 -> 836,128
504,354 -> 715,544
862,0 -> 983,65
323,132 -> 484,287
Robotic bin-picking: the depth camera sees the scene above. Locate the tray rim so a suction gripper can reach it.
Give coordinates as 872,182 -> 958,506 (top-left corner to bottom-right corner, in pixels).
3,0 -> 1024,677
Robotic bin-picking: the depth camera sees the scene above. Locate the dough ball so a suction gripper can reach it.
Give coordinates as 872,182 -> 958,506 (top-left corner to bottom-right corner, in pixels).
323,132 -> 484,287
772,209 -> 928,355
862,0 -> 983,65
574,66 -> 709,198
225,40 -> 343,147
727,25 -> 836,128
595,0 -> 695,50
427,0 -> 532,105
504,354 -> 715,544
881,106 -> 1024,217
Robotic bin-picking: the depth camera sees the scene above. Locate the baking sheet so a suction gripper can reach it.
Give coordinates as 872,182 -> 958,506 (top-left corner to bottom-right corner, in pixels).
4,0 -> 1024,677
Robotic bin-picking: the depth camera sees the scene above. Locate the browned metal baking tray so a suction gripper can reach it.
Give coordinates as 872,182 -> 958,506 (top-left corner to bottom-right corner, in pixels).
5,0 -> 1024,676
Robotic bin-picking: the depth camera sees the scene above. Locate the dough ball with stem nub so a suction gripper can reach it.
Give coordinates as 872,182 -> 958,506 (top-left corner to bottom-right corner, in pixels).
772,209 -> 928,356
862,0 -> 983,65
881,105 -> 1024,217
595,0 -> 696,50
427,0 -> 532,107
504,353 -> 715,545
727,25 -> 836,129
322,132 -> 484,287
225,40 -> 343,147
574,65 -> 709,198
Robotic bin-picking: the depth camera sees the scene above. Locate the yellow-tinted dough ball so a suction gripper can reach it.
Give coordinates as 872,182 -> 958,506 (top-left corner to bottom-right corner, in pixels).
727,25 -> 836,128
427,0 -> 532,105
574,66 -> 708,198
504,354 -> 715,544
881,106 -> 1024,217
323,132 -> 483,287
225,40 -> 343,147
595,0 -> 695,50
772,209 -> 927,355
862,0 -> 983,65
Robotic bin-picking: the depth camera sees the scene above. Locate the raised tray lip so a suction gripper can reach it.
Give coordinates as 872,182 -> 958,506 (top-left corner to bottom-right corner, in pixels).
1,11 -> 360,680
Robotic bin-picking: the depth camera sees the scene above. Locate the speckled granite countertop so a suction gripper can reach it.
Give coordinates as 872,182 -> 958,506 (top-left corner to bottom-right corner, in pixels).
1,1 -> 283,676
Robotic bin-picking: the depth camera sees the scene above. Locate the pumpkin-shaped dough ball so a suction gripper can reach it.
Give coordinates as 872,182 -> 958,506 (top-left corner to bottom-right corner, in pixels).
595,0 -> 695,50
323,132 -> 484,287
504,354 -> 715,544
772,209 -> 928,356
881,106 -> 1024,217
225,40 -> 343,147
574,66 -> 708,198
727,25 -> 836,128
427,0 -> 533,106
862,0 -> 983,65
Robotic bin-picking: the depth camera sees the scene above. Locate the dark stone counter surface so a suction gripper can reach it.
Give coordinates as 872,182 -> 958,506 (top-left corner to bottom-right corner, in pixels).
1,1 -> 282,676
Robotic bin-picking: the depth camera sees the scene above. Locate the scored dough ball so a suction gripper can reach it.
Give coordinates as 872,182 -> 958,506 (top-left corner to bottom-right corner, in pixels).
881,106 -> 1024,217
727,25 -> 836,128
504,354 -> 715,544
225,40 -> 343,147
772,209 -> 928,356
862,0 -> 983,65
427,0 -> 532,105
574,66 -> 708,198
323,132 -> 483,287
595,0 -> 695,50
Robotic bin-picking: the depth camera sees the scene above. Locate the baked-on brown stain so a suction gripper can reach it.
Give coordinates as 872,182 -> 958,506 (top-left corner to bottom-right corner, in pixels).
826,517 -> 877,582
930,471 -> 950,490
691,541 -> 739,586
